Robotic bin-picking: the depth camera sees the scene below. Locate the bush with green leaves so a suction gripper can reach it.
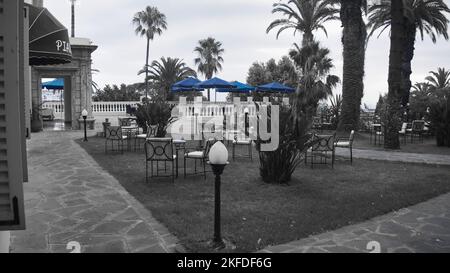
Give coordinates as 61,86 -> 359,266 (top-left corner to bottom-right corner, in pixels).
135,102 -> 175,137
428,91 -> 450,147
254,104 -> 313,184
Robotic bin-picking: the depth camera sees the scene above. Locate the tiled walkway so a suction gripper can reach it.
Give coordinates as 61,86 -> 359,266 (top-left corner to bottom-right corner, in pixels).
335,147 -> 450,166
261,148 -> 450,253
10,131 -> 183,253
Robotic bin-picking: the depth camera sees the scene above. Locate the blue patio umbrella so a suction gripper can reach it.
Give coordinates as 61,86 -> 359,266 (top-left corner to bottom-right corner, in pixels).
216,81 -> 255,93
195,77 -> 235,102
41,78 -> 64,90
257,82 -> 295,93
171,77 -> 204,92
195,77 -> 235,89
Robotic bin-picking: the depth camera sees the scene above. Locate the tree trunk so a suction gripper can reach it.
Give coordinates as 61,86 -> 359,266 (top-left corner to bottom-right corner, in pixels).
338,0 -> 366,132
384,0 -> 405,149
401,25 -> 416,107
302,31 -> 314,47
145,37 -> 150,99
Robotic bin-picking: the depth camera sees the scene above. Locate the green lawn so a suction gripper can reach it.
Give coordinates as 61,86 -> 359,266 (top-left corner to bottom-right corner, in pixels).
352,132 -> 450,156
77,136 -> 450,252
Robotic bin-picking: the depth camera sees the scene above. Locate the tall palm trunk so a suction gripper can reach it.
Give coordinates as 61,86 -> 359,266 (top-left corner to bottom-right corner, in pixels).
338,0 -> 366,132
302,31 -> 314,47
385,0 -> 405,149
401,24 -> 416,107
145,37 -> 150,99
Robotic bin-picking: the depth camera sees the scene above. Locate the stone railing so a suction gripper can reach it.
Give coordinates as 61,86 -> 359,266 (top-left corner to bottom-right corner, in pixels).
41,97 -> 289,117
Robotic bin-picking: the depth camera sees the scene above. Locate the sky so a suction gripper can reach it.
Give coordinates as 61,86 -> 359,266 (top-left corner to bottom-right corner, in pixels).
42,0 -> 450,107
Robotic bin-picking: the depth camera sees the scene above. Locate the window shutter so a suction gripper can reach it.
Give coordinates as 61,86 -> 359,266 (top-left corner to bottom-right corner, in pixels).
0,0 -> 26,230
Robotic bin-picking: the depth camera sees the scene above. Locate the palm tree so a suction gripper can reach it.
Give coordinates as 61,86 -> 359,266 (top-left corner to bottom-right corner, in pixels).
336,0 -> 367,132
384,0 -> 406,149
291,41 -> 340,124
266,0 -> 339,46
132,6 -> 168,99
193,37 -> 225,101
145,57 -> 197,101
368,0 -> 450,107
426,67 -> 450,89
412,82 -> 432,94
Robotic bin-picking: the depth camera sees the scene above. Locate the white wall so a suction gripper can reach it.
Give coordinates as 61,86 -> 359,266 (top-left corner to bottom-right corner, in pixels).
0,231 -> 10,253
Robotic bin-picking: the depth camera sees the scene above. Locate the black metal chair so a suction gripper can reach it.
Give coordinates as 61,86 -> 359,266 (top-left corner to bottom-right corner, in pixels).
134,123 -> 157,151
410,120 -> 425,143
144,138 -> 177,183
305,132 -> 336,168
334,130 -> 355,164
105,126 -> 127,154
232,136 -> 253,161
184,138 -> 215,179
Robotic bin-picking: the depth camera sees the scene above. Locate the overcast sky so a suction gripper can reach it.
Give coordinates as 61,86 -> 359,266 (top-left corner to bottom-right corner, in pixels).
42,0 -> 450,107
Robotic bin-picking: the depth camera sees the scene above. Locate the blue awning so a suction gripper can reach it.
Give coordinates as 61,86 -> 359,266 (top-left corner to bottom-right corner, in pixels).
41,78 -> 64,90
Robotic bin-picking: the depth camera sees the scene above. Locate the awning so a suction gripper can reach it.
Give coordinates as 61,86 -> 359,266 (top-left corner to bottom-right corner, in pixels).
41,78 -> 64,90
26,3 -> 72,66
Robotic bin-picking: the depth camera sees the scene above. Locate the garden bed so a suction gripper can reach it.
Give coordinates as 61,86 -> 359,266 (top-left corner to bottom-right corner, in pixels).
77,137 -> 450,252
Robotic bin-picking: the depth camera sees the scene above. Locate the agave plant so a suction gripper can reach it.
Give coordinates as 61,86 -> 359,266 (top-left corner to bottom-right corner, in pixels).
254,103 -> 314,184
329,94 -> 342,129
135,101 -> 175,137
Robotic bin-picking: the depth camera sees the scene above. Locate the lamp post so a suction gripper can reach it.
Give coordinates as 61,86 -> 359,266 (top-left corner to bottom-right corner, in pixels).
208,141 -> 229,249
82,109 -> 88,142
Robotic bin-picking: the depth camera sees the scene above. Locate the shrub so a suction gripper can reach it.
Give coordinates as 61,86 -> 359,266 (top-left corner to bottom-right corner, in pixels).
135,101 -> 175,137
254,104 -> 313,184
428,92 -> 450,147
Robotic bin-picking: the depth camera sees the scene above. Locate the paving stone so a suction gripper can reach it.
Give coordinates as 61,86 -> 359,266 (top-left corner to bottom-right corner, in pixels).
10,131 -> 180,253
127,222 -> 154,237
321,246 -> 361,253
133,243 -> 167,253
90,220 -> 134,234
127,236 -> 160,251
84,240 -> 127,253
11,233 -> 47,251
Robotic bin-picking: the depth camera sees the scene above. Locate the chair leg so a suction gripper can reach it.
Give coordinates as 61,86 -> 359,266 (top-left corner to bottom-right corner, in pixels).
350,146 -> 353,165
233,143 -> 235,161
172,161 -> 175,183
249,144 -> 252,161
146,161 -> 148,183
203,159 -> 206,180
184,157 -> 186,178
105,140 -> 107,154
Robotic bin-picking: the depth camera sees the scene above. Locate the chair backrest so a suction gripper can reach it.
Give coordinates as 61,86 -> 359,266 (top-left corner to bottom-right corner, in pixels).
399,122 -> 407,133
349,130 -> 355,144
412,120 -> 425,131
118,117 -> 132,127
105,126 -> 123,140
312,133 -> 335,152
147,124 -> 158,138
145,138 -> 174,161
203,138 -> 216,158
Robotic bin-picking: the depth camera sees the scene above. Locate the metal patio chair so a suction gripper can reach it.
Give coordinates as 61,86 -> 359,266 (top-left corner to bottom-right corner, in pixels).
334,130 -> 355,164
184,138 -> 215,179
134,123 -> 157,151
144,138 -> 177,183
105,126 -> 127,154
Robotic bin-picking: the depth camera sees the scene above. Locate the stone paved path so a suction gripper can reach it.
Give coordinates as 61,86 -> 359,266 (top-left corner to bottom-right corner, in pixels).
335,148 -> 450,165
260,148 -> 450,253
10,131 -> 183,253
